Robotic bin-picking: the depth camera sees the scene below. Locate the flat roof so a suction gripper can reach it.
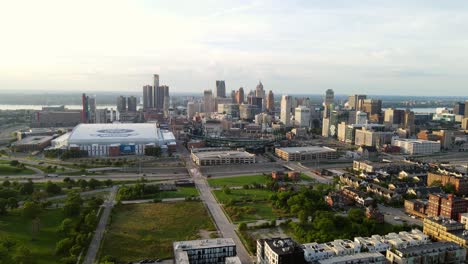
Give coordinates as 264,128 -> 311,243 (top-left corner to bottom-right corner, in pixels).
173,238 -> 235,251
15,135 -> 54,145
67,123 -> 175,145
318,252 -> 385,264
394,138 -> 440,144
396,242 -> 461,255
277,146 -> 336,154
193,150 -> 255,159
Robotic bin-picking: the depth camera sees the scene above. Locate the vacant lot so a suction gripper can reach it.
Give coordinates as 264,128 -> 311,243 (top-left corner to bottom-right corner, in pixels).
99,202 -> 215,262
153,187 -> 199,200
208,175 -> 268,187
0,209 -> 65,264
212,188 -> 273,204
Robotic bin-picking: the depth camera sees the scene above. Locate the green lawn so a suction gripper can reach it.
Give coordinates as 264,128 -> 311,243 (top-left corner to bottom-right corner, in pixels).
0,209 -> 65,264
212,188 -> 274,203
99,202 -> 215,262
208,175 -> 269,187
0,163 -> 35,175
225,202 -> 284,222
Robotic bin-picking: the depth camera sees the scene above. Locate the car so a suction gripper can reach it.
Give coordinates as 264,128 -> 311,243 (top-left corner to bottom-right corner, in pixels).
394,216 -> 401,221
411,215 -> 416,219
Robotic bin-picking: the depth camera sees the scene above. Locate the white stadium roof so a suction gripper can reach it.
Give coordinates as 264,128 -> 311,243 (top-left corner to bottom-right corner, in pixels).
67,123 -> 174,145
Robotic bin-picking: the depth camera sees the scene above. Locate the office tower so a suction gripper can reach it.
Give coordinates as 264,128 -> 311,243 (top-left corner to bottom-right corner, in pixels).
465,101 -> 468,118
403,109 -> 415,134
355,111 -> 368,125
266,90 -> 274,113
325,89 -> 334,105
153,74 -> 160,108
359,99 -> 382,115
255,81 -> 265,99
453,102 -> 465,116
160,85 -> 170,112
281,95 -> 292,126
348,94 -> 367,110
248,96 -> 263,109
142,85 -> 153,109
81,93 -> 89,123
230,90 -> 236,103
384,108 -> 405,125
215,80 -> 226,98
204,90 -> 215,113
87,96 -> 96,123
295,106 -> 311,127
127,96 -> 137,112
116,96 -> 127,112
236,87 -> 245,104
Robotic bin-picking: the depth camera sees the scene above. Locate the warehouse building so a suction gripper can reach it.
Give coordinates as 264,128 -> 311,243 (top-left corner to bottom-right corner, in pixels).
275,146 -> 337,161
12,135 -> 54,152
392,138 -> 440,155
61,123 -> 175,156
191,148 -> 255,166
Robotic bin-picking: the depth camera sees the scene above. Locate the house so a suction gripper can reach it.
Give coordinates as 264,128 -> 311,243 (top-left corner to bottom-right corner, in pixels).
367,184 -> 402,201
357,146 -> 379,161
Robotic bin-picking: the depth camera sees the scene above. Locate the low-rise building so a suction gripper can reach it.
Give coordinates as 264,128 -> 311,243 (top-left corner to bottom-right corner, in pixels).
173,238 -> 237,264
427,171 -> 468,195
392,138 -> 441,155
257,238 -> 305,264
303,239 -> 361,263
191,149 -> 255,166
12,135 -> 54,152
404,199 -> 428,218
317,252 -> 387,264
386,242 -> 466,264
355,229 -> 429,253
427,193 -> 468,220
367,183 -> 401,201
423,216 -> 468,247
342,186 -> 374,207
275,146 -> 337,161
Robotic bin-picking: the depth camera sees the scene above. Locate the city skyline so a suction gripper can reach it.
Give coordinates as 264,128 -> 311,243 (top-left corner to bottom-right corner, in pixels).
1,1 -> 468,96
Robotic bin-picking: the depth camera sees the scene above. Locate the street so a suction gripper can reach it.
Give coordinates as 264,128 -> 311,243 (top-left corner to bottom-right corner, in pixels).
82,185 -> 119,264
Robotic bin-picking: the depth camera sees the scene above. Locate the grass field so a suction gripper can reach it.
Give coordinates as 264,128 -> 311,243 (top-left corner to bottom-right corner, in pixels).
208,175 -> 269,187
212,188 -> 273,203
153,187 -> 199,199
225,202 -> 283,222
0,160 -> 35,175
99,202 -> 215,262
0,209 -> 65,264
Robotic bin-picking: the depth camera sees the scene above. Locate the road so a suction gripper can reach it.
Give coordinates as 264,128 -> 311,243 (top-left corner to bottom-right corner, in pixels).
178,143 -> 252,263
286,162 -> 332,184
82,185 -> 119,264
378,204 -> 422,227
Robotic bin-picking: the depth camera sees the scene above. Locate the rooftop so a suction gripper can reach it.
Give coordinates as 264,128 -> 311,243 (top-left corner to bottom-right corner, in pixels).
173,238 -> 235,251
277,146 -> 336,154
395,241 -> 462,255
317,252 -> 385,264
14,135 -> 54,145
262,238 -> 304,256
192,150 -> 255,159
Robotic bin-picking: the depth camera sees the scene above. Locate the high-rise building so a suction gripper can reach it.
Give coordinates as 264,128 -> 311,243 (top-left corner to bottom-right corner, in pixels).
359,99 -> 382,116
403,109 -> 415,134
230,90 -> 236,103
142,85 -> 153,109
116,96 -> 127,112
465,101 -> 468,118
255,81 -> 265,99
127,96 -> 137,112
348,94 -> 367,110
235,87 -> 245,104
248,96 -> 263,109
266,90 -> 274,113
81,93 -> 89,123
325,89 -> 334,105
295,106 -> 311,127
153,74 -> 160,108
384,108 -> 405,125
204,90 -> 215,113
356,111 -> 368,125
215,80 -> 226,98
281,95 -> 292,126
453,102 -> 465,116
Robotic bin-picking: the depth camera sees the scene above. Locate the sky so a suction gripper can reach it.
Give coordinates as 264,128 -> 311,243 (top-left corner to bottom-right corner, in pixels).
0,0 -> 468,96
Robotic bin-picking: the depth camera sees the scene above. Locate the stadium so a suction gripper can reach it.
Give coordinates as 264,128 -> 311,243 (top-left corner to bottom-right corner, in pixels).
53,123 -> 176,156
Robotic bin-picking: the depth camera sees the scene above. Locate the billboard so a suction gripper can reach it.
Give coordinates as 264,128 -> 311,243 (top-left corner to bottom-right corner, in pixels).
119,144 -> 135,154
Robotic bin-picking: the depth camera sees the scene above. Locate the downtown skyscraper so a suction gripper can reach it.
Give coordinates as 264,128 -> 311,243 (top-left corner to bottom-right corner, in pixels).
215,80 -> 226,98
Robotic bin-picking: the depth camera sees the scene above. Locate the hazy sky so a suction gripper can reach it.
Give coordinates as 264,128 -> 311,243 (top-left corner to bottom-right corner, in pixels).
1,0 -> 468,96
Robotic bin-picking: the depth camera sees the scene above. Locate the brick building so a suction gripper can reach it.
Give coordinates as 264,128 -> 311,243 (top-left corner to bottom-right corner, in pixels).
427,193 -> 468,220
427,172 -> 468,195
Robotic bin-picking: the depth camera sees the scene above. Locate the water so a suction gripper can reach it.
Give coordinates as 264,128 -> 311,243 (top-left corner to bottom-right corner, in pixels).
0,104 -> 118,110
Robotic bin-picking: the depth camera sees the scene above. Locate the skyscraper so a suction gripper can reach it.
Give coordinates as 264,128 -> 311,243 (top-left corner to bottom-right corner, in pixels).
235,87 -> 244,104
280,95 -> 292,126
295,106 -> 311,127
116,96 -> 127,112
204,90 -> 215,113
453,102 -> 465,116
153,74 -> 160,108
348,94 -> 367,110
404,109 -> 415,134
142,85 -> 153,109
255,81 -> 265,99
465,101 -> 468,118
266,90 -> 274,113
81,93 -> 89,123
325,89 -> 334,105
215,80 -> 226,98
127,96 -> 137,112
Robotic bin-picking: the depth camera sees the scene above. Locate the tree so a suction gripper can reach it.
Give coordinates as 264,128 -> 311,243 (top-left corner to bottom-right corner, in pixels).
78,179 -> 88,190
63,192 -> 82,217
13,246 -> 35,264
87,178 -> 101,190
238,222 -> 247,231
45,181 -> 61,195
0,198 -> 7,215
22,202 -> 42,240
222,186 -> 231,195
58,218 -> 74,236
444,183 -> 456,194
2,180 -> 11,187
55,238 -> 73,256
348,208 -> 365,223
19,180 -> 34,195
9,160 -> 19,167
7,197 -> 18,209
104,179 -> 113,187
